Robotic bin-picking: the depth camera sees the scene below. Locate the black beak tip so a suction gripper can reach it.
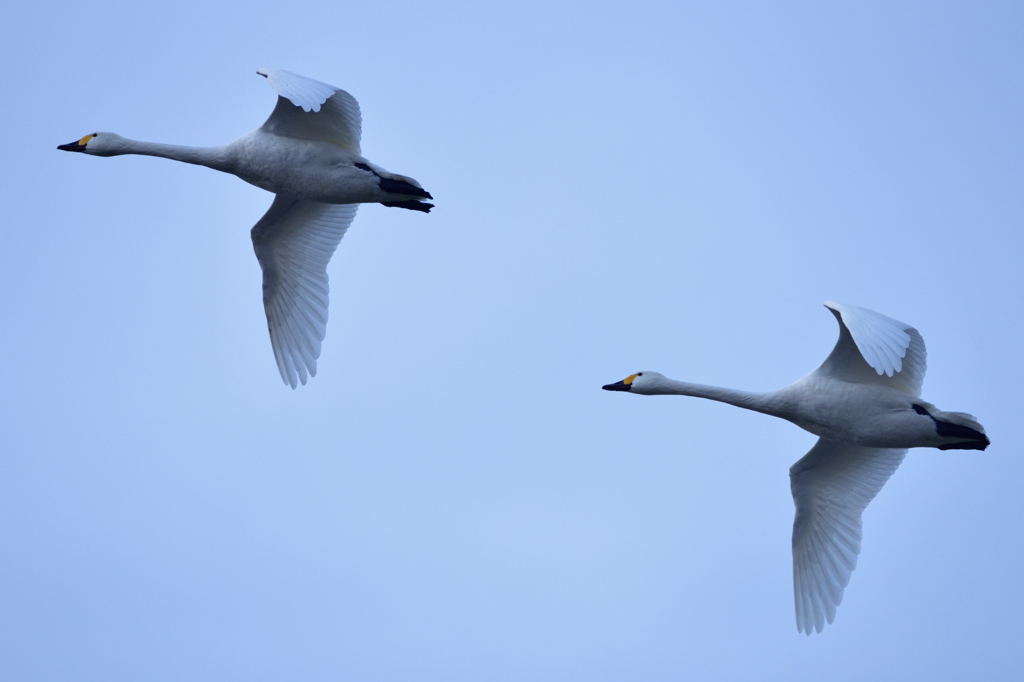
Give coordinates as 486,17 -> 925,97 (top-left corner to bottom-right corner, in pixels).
58,142 -> 86,152
602,381 -> 631,392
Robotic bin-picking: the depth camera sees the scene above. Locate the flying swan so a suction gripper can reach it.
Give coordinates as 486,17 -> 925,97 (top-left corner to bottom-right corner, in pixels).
59,69 -> 433,388
602,301 -> 989,634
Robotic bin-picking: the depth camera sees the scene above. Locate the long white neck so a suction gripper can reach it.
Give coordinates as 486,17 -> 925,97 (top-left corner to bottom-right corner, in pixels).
108,137 -> 234,174
647,378 -> 782,417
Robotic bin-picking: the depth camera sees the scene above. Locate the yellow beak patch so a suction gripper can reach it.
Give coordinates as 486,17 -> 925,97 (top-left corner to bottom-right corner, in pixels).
623,373 -> 639,385
78,134 -> 95,146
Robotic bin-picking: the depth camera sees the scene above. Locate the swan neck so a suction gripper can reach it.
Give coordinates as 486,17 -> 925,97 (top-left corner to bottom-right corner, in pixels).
116,138 -> 233,172
655,379 -> 776,414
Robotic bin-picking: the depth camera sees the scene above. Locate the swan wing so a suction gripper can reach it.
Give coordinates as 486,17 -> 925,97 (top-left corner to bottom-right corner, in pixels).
257,68 -> 362,153
816,301 -> 927,397
790,439 -> 906,634
251,196 -> 358,388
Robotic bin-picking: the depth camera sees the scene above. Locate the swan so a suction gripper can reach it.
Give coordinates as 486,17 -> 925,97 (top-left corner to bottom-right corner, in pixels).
58,68 -> 433,388
602,301 -> 989,634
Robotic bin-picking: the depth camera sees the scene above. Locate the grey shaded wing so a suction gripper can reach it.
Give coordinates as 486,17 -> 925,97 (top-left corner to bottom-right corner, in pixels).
257,68 -> 362,153
251,196 -> 358,387
790,438 -> 906,634
816,301 -> 927,397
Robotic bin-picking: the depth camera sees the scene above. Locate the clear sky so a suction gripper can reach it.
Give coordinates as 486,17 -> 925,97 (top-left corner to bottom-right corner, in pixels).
3,1 -> 1023,680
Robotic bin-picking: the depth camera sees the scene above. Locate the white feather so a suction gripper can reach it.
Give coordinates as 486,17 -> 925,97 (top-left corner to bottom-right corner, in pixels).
256,68 -> 338,112
257,68 -> 362,153
818,301 -> 927,397
251,198 -> 358,388
790,441 -> 906,634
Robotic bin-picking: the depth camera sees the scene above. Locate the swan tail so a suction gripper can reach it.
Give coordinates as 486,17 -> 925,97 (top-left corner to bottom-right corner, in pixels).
934,411 -> 990,450
914,404 -> 990,451
378,175 -> 433,200
354,162 -> 433,200
382,200 -> 434,213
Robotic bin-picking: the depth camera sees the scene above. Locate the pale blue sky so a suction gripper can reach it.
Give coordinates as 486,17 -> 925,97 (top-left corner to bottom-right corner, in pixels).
2,1 -> 1023,680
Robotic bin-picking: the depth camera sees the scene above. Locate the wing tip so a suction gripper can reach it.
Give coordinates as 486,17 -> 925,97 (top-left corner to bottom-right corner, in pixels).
257,67 -> 338,112
823,300 -> 916,378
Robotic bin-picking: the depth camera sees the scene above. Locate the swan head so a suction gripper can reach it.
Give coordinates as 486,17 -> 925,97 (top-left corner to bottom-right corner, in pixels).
602,371 -> 666,395
57,132 -> 128,157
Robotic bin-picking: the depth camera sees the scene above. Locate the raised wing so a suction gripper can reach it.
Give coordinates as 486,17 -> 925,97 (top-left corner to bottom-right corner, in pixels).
790,439 -> 906,634
257,68 -> 362,153
815,301 -> 927,397
251,196 -> 358,388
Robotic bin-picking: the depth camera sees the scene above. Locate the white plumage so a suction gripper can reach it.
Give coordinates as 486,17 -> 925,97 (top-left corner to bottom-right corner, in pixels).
59,69 -> 433,387
251,198 -> 358,387
258,68 -> 340,113
603,301 -> 989,634
789,441 -> 905,634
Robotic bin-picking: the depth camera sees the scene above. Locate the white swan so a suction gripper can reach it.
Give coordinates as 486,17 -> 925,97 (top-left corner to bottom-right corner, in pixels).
602,301 -> 989,634
59,68 -> 433,388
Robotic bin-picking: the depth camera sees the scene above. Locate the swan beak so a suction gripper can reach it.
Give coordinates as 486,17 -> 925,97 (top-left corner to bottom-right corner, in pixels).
602,380 -> 632,392
57,139 -> 88,152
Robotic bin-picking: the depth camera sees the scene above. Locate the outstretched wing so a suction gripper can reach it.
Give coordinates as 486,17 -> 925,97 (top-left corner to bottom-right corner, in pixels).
815,301 -> 927,397
790,439 -> 906,634
251,196 -> 358,388
257,68 -> 362,153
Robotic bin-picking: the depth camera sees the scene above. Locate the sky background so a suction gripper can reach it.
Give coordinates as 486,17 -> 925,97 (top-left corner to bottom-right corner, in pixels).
3,1 -> 1023,679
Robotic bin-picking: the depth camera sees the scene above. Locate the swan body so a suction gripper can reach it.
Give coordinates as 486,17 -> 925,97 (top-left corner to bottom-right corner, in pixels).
603,301 -> 989,634
59,69 -> 433,387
